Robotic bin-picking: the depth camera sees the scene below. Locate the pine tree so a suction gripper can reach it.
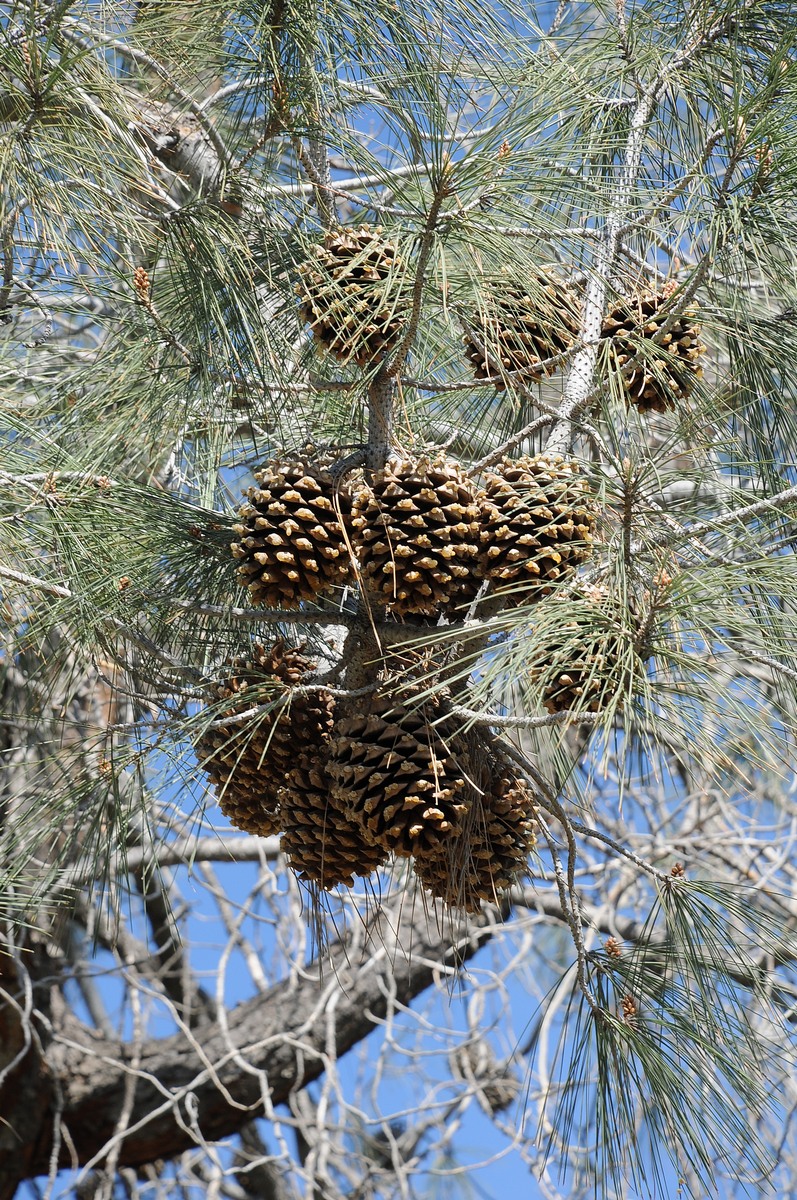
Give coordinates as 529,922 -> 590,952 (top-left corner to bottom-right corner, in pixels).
2,1 -> 797,1197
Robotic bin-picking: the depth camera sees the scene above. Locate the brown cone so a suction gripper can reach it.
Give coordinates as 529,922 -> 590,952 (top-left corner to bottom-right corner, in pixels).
280,754 -> 388,889
463,270 -> 580,389
296,225 -> 407,366
231,460 -> 352,609
414,733 -> 537,912
351,456 -> 481,617
531,594 -> 641,713
601,291 -> 706,413
328,693 -> 468,857
477,454 -> 595,601
195,642 -> 333,836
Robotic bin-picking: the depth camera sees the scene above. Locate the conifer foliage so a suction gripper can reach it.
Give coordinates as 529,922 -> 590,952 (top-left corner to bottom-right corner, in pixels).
3,1 -> 797,1198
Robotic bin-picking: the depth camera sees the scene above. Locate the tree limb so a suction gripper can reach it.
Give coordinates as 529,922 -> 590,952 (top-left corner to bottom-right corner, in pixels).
18,904 -> 499,1180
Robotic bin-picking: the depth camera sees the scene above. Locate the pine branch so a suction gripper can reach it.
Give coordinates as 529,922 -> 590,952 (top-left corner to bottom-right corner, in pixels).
545,85 -> 662,455
59,16 -> 234,174
166,598 -> 357,625
634,482 -> 797,555
0,565 -> 71,599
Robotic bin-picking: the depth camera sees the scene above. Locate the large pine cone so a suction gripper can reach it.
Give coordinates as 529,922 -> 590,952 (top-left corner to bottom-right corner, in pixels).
463,270 -> 580,389
280,754 -> 389,890
328,694 -> 468,857
601,290 -> 706,413
478,454 -> 595,600
414,735 -> 537,912
231,461 -> 352,609
195,642 -> 333,837
351,457 -> 481,617
296,225 -> 407,366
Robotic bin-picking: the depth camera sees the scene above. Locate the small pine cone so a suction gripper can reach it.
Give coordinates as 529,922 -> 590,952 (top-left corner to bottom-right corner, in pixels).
601,291 -> 706,413
296,225 -> 407,366
531,596 -> 641,714
414,734 -> 537,912
477,454 -> 596,600
133,266 -> 150,301
605,936 -> 622,959
280,755 -> 388,889
463,270 -> 580,389
621,994 -> 638,1025
231,460 -> 352,609
195,642 -> 333,836
351,456 -> 481,617
328,694 -> 468,857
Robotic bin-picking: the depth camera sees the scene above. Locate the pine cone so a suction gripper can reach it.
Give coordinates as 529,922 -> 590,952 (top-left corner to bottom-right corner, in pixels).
351,456 -> 481,617
414,733 -> 537,912
478,454 -> 595,600
601,290 -> 706,413
531,595 -> 641,714
231,461 -> 352,609
296,225 -> 407,366
463,270 -> 580,389
280,754 -> 389,889
196,642 -> 332,836
328,694 -> 468,857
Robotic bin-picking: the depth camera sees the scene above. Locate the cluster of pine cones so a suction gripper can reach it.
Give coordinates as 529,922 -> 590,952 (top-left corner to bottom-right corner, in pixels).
296,225 -> 706,413
230,451 -> 596,617
200,452 -> 607,908
195,641 -> 538,910
197,222 -> 694,909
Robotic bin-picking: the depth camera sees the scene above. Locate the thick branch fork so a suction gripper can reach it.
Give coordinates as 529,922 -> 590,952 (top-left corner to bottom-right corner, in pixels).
13,908 -> 495,1183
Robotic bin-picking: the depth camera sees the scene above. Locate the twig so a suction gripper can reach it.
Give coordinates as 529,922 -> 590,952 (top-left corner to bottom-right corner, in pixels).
133,272 -> 193,365
548,0 -> 570,38
471,415 -> 556,472
104,618 -> 205,680
290,135 -> 336,230
633,482 -> 797,555
722,645 -> 797,687
619,128 -> 724,236
0,470 -> 119,490
96,952 -> 143,1198
401,374 -> 507,394
536,809 -> 599,1013
166,598 -> 357,624
0,564 -> 71,598
567,819 -> 668,883
446,703 -> 602,731
0,199 -> 22,324
545,94 -> 661,456
261,163 -> 433,200
204,682 -> 379,728
386,166 -> 455,378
